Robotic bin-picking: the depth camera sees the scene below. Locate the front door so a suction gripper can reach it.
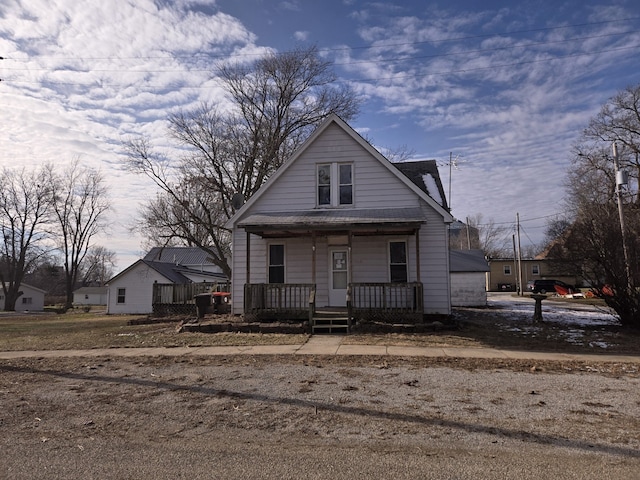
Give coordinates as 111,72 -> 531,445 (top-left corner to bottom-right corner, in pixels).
329,249 -> 349,306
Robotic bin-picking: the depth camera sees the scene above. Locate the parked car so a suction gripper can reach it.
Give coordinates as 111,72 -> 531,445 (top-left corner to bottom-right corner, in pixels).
529,279 -> 577,294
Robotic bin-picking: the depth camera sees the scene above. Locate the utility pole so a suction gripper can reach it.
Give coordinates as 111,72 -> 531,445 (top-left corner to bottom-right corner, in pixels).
612,142 -> 633,291
516,213 -> 523,296
465,216 -> 471,249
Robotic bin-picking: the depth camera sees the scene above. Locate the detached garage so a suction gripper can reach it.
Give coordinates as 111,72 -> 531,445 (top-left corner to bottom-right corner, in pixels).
0,283 -> 46,312
450,250 -> 490,307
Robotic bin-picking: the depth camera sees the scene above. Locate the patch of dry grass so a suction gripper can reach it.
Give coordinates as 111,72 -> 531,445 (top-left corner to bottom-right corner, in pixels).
0,312 -> 309,351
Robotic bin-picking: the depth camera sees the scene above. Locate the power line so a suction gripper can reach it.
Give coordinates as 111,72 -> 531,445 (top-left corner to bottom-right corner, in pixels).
3,16 -> 638,63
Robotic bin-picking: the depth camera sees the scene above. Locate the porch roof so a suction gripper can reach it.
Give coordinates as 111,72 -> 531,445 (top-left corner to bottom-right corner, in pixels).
238,207 -> 425,237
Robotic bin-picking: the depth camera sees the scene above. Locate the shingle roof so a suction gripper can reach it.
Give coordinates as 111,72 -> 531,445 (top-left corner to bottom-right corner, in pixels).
450,249 -> 490,272
144,247 -> 217,266
393,160 -> 448,210
238,207 -> 426,230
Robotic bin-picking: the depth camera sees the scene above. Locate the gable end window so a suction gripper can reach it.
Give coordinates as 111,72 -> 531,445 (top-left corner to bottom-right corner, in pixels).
317,163 -> 353,207
268,244 -> 285,284
117,288 -> 126,304
389,241 -> 408,283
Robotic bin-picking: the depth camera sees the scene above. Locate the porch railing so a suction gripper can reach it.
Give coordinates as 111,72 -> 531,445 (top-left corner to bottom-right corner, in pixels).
348,282 -> 424,322
152,282 -> 230,316
244,283 -> 316,321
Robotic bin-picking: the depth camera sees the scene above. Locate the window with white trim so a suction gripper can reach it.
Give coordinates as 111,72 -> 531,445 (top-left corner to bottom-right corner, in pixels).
22,297 -> 33,305
117,288 -> 126,304
531,264 -> 540,275
268,244 -> 285,284
317,163 -> 353,207
389,241 -> 408,283
504,265 -> 512,275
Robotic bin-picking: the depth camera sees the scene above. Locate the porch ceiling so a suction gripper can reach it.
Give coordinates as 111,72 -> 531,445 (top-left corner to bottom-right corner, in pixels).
239,207 -> 425,238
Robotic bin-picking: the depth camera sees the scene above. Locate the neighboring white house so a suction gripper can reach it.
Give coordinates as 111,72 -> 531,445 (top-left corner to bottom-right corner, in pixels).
449,249 -> 490,307
226,114 -> 454,321
106,247 -> 228,315
73,286 -> 108,306
0,283 -> 46,312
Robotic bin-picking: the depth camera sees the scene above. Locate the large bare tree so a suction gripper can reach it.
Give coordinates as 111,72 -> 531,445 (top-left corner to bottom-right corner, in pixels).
125,46 -> 360,277
555,83 -> 640,328
48,160 -> 110,310
0,166 -> 52,311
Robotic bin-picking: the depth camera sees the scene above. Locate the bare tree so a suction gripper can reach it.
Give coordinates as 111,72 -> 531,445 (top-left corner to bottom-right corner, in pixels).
48,160 -> 110,310
554,82 -> 640,328
80,245 -> 117,286
0,166 -> 52,311
125,46 -> 360,276
584,83 -> 640,205
465,214 -> 511,258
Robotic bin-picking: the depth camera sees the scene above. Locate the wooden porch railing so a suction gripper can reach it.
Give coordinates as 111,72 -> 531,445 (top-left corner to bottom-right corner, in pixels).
348,282 -> 424,322
152,282 -> 230,316
244,283 -> 316,321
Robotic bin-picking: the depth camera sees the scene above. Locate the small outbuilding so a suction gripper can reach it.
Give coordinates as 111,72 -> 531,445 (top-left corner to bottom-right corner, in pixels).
450,249 -> 490,307
0,283 -> 46,312
73,286 -> 108,306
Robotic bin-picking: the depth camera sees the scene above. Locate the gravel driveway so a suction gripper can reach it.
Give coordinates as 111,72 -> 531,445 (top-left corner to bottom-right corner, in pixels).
2,354 -> 639,479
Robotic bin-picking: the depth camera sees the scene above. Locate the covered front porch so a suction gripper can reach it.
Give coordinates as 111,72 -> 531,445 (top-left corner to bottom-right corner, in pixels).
238,208 -> 428,329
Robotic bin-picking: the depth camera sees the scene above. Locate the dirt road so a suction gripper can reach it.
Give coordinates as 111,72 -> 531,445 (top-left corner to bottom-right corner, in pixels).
1,354 -> 639,479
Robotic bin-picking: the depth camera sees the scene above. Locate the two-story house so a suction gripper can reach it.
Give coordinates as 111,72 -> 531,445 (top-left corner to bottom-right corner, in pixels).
226,115 -> 454,328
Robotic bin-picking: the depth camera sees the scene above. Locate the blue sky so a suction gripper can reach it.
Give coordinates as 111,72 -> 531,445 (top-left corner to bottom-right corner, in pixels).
1,0 -> 639,272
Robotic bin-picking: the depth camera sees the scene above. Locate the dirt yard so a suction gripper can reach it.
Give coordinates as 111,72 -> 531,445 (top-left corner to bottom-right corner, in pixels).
1,354 -> 639,479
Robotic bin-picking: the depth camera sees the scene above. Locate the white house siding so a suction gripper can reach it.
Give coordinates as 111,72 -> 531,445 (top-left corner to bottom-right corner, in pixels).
229,120 -> 452,316
253,124 -> 420,213
107,263 -> 168,314
0,284 -> 46,312
73,293 -> 107,305
420,205 -> 451,314
451,272 -> 488,307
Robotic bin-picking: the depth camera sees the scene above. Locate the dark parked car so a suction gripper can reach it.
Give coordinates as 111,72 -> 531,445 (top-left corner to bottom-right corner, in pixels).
529,279 -> 577,294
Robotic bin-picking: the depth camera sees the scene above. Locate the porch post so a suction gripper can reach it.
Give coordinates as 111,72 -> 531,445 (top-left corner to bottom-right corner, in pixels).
311,231 -> 317,283
246,230 -> 251,283
415,227 -> 421,282
347,231 -> 353,284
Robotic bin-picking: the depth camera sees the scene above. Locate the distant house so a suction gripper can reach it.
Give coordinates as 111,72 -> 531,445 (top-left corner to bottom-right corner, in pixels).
487,258 -> 579,292
73,286 -> 108,306
449,250 -> 490,307
226,114 -> 453,327
106,247 -> 228,315
0,283 -> 46,312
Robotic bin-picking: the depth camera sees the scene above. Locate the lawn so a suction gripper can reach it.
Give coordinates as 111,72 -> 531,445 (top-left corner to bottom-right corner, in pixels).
0,311 -> 309,351
1,298 -> 639,355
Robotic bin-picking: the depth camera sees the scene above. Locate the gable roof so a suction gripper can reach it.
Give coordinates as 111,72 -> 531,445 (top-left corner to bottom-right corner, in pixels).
393,160 -> 448,210
450,249 -> 490,272
227,114 -> 453,229
107,259 -> 228,285
144,247 -> 217,265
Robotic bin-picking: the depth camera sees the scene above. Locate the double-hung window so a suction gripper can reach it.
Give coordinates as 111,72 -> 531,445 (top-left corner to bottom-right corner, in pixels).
389,241 -> 408,283
317,163 -> 353,207
117,288 -> 126,304
268,244 -> 285,284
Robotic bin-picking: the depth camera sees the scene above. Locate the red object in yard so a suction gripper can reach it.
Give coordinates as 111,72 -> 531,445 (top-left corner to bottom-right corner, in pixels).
554,285 -> 570,296
212,291 -> 231,303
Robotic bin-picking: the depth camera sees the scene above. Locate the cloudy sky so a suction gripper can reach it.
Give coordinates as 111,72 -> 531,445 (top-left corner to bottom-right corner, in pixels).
1,0 -> 639,272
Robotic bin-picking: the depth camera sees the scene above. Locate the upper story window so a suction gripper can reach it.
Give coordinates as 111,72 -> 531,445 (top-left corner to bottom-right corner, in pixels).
317,163 -> 353,207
